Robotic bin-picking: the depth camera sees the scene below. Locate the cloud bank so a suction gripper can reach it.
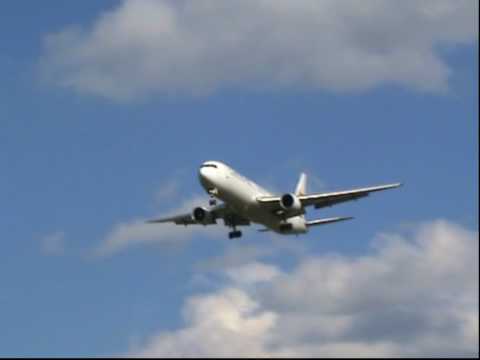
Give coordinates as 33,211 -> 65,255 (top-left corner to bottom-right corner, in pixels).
132,219 -> 478,357
41,0 -> 478,101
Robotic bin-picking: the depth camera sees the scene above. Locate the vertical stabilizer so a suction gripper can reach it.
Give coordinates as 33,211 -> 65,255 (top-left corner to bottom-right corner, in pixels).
295,173 -> 307,196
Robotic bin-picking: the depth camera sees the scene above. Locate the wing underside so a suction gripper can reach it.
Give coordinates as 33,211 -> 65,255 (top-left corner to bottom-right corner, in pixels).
146,213 -> 196,225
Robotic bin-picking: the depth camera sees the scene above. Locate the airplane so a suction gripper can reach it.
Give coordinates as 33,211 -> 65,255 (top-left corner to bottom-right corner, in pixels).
147,161 -> 402,239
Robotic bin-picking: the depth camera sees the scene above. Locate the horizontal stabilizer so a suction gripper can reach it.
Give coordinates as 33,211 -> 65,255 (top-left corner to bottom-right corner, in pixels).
306,216 -> 354,227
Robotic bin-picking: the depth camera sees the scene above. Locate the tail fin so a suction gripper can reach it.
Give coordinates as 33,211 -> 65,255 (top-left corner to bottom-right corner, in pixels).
295,173 -> 307,196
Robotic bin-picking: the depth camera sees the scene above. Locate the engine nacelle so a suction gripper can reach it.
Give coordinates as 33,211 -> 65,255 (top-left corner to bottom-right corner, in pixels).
278,216 -> 307,234
280,193 -> 302,213
192,207 -> 215,225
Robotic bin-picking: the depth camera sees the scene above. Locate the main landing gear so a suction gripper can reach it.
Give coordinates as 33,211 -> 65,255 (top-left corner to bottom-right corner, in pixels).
228,230 -> 242,239
225,212 -> 241,239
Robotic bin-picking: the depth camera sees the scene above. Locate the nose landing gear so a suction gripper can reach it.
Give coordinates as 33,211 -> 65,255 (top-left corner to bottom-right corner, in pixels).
207,188 -> 218,206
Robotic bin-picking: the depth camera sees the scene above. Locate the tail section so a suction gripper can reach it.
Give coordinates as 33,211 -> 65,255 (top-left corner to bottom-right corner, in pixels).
295,172 -> 307,196
306,216 -> 354,227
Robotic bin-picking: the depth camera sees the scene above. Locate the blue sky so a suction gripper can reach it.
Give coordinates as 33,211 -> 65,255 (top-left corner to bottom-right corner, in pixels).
0,1 -> 478,357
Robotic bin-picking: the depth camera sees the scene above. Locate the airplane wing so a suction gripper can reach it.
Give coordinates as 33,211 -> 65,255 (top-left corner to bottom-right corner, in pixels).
146,213 -> 197,225
146,203 -> 250,227
257,183 -> 402,211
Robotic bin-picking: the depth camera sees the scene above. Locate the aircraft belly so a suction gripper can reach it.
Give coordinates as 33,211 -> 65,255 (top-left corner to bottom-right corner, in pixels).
212,174 -> 283,231
217,178 -> 256,215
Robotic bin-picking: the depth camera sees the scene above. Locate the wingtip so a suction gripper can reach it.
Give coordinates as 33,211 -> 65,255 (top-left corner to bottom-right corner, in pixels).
145,219 -> 160,224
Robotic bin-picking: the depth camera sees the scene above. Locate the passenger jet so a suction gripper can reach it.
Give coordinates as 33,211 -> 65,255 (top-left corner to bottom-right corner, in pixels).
147,161 -> 401,239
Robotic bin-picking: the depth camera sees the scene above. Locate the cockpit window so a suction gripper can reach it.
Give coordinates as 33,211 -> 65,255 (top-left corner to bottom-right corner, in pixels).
200,164 -> 218,169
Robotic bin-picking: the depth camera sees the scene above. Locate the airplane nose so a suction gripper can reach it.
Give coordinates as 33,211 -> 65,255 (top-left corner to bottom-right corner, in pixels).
199,167 -> 213,187
199,166 -> 208,179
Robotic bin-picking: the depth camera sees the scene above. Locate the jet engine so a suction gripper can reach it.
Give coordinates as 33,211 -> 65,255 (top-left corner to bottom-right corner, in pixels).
278,216 -> 308,234
280,193 -> 302,213
192,207 -> 216,225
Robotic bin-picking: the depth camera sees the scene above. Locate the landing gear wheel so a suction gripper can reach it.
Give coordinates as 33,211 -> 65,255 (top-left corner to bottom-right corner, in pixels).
228,230 -> 242,239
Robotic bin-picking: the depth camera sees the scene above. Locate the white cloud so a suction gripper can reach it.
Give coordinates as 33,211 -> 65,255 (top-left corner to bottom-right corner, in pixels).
154,179 -> 179,203
131,219 -> 478,357
95,194 -> 222,256
225,262 -> 281,286
134,287 -> 278,357
41,231 -> 66,256
153,169 -> 190,204
40,0 -> 478,101
196,243 -> 279,271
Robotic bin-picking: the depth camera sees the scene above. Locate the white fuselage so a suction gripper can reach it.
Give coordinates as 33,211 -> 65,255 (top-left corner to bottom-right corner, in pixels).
199,161 -> 307,234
